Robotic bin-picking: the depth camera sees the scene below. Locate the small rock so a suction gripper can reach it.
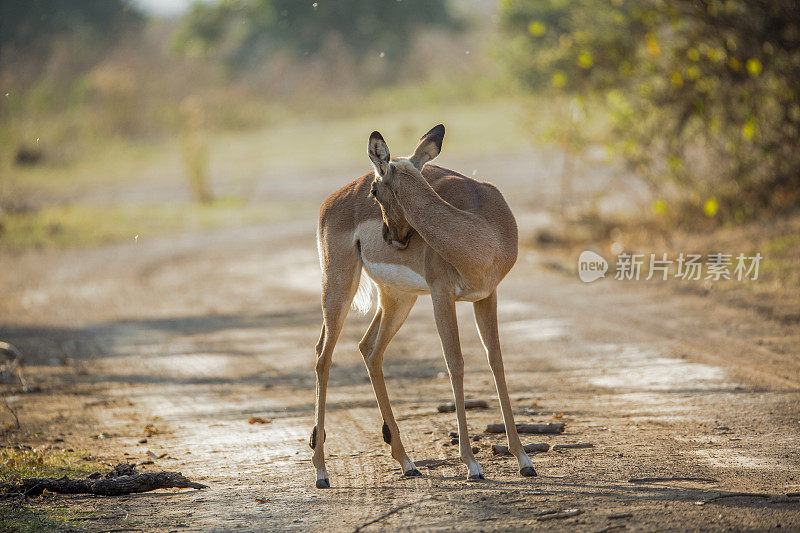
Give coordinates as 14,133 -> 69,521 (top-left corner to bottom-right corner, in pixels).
139,438 -> 148,444
450,438 -> 458,445
472,446 -> 479,454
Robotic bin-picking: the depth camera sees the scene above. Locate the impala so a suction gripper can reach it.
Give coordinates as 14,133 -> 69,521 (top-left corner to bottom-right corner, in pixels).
310,124 -> 535,488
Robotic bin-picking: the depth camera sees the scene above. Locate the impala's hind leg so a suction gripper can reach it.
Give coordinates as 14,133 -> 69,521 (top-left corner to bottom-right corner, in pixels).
311,246 -> 360,489
359,289 -> 419,476
474,291 -> 536,477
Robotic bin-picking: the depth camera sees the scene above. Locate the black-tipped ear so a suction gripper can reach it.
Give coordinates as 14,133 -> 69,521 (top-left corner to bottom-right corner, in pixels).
368,131 -> 390,176
409,124 -> 445,170
422,124 -> 445,152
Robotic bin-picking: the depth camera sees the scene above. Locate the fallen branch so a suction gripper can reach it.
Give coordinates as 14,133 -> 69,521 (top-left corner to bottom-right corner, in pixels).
537,508 -> 582,521
0,463 -> 207,497
485,422 -> 564,434
628,477 -> 718,484
437,399 -> 488,413
698,492 -> 773,505
491,443 -> 549,456
552,443 -> 594,451
353,497 -> 432,532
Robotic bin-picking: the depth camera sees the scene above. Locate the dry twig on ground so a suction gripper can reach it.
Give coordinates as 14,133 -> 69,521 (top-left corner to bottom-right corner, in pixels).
491,443 -> 550,455
485,422 -> 564,434
437,399 -> 488,413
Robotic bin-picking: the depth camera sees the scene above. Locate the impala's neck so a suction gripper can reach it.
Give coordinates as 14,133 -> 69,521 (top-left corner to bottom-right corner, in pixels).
385,162 -> 497,282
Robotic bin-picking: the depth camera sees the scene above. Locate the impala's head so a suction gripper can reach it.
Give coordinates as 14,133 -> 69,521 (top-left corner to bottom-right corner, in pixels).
367,124 -> 445,250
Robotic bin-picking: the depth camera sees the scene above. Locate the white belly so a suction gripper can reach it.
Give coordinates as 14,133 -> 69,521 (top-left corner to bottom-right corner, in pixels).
363,259 -> 429,294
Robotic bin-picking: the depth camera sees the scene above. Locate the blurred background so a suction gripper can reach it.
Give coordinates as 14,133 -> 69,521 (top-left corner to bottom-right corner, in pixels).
1,4 -> 799,529
0,0 -> 798,311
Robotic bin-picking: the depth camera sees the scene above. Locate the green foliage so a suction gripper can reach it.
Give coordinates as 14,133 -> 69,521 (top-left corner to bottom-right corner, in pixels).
172,0 -> 455,68
500,0 -> 800,222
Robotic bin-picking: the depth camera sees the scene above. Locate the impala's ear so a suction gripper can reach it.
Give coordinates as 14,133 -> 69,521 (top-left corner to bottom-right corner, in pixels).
409,124 -> 444,170
368,131 -> 390,177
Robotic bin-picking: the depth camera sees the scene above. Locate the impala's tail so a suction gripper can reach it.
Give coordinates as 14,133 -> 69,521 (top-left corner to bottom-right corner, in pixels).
351,269 -> 377,315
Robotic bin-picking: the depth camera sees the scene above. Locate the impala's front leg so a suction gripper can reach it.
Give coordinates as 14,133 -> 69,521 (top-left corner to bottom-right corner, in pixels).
431,287 -> 483,480
474,292 -> 536,477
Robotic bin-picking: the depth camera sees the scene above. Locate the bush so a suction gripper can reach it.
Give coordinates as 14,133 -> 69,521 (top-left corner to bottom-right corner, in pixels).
500,0 -> 800,223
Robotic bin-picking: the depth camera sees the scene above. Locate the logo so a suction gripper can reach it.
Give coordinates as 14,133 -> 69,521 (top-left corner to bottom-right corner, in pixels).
578,250 -> 608,283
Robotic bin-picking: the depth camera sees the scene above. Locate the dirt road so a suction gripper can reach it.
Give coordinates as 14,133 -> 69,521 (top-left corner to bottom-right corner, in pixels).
2,151 -> 799,531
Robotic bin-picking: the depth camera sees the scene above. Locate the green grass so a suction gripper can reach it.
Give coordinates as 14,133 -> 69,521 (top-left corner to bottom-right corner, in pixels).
0,448 -> 102,482
0,197 -> 315,251
0,505 -> 93,533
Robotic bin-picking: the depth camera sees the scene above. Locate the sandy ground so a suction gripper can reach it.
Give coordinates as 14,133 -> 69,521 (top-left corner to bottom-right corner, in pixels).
1,150 -> 799,531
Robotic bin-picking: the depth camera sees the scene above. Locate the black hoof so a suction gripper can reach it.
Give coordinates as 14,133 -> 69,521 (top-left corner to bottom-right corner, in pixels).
403,468 -> 422,477
316,478 -> 330,489
468,473 -> 485,481
520,466 -> 538,477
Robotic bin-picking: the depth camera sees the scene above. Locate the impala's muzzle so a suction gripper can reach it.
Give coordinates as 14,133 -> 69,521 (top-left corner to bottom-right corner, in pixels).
382,222 -> 411,250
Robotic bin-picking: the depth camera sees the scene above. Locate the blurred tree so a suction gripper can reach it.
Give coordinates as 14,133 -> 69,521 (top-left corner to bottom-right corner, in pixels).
172,0 -> 455,68
500,0 -> 800,221
0,1 -> 141,77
